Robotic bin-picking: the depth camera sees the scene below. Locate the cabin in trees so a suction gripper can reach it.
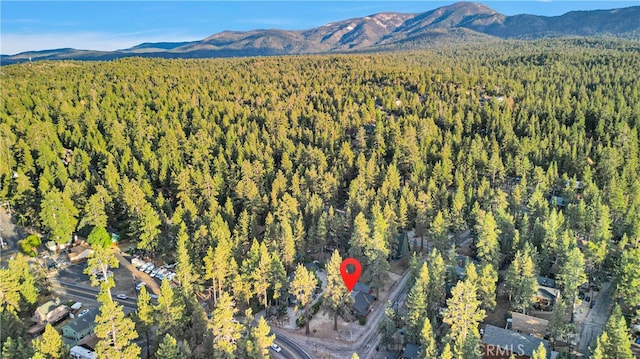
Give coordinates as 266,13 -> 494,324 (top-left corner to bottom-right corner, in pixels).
401,343 -> 422,359
481,324 -> 555,359
510,312 -> 549,339
351,282 -> 374,317
453,255 -> 479,280
62,308 -> 99,341
33,299 -> 70,325
535,276 -> 560,310
536,286 -> 560,311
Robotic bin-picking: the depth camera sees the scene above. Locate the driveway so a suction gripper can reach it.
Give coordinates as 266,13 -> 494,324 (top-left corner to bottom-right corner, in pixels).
576,281 -> 614,356
0,207 -> 22,262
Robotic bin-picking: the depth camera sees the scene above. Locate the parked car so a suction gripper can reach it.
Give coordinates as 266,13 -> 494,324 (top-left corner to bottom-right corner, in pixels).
116,294 -> 128,300
150,268 -> 160,278
166,272 -> 176,281
156,268 -> 167,280
590,300 -> 596,308
139,263 -> 150,272
270,344 -> 282,353
97,271 -> 114,282
144,264 -> 155,274
78,309 -> 90,317
136,282 -> 146,291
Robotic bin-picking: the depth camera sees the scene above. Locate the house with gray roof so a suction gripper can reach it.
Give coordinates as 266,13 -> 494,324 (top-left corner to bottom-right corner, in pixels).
62,308 -> 99,341
536,286 -> 560,310
536,276 -> 556,288
481,324 -> 554,359
402,343 -> 422,359
350,282 -> 374,317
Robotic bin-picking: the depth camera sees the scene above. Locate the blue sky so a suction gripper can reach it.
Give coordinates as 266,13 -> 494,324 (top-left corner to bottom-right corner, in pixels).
2,1 -> 637,55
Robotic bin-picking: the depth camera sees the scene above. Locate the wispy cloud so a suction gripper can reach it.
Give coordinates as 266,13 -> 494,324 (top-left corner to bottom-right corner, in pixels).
1,30 -> 204,55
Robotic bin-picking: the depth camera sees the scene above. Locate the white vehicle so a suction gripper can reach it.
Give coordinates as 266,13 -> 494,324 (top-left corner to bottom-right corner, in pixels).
136,282 -> 146,291
166,272 -> 176,281
156,269 -> 167,280
139,263 -> 150,272
150,268 -> 160,277
144,264 -> 155,274
77,309 -> 90,317
116,294 -> 128,300
270,344 -> 282,353
131,257 -> 145,268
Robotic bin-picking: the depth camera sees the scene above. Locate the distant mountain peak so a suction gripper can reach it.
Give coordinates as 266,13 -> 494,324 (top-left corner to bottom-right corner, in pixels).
2,2 -> 638,64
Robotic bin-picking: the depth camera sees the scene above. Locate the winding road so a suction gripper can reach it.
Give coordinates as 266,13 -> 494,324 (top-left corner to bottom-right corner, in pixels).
272,333 -> 313,359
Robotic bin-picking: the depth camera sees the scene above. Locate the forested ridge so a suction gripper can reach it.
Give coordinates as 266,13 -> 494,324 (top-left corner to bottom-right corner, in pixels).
1,38 -> 640,358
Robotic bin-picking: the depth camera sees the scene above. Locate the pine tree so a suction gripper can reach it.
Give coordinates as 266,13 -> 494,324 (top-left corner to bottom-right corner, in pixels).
175,222 -> 198,295
426,249 -> 447,312
440,343 -> 454,359
31,324 -> 68,359
378,303 -> 398,351
547,295 -> 568,350
406,262 -> 429,343
419,317 -> 437,358
252,242 -> 272,309
155,278 -> 185,337
209,291 -> 243,358
133,285 -> 154,356
87,226 -> 111,249
477,263 -> 498,311
78,191 -> 109,231
0,254 -> 38,313
323,250 -> 353,330
443,278 -> 485,348
270,253 -> 288,307
2,336 -> 33,359
531,342 -> 546,359
247,316 -> 274,359
616,247 -> 640,309
39,188 -> 78,245
505,245 -> 538,313
94,290 -> 140,359
593,305 -> 634,359
429,210 -> 449,254
349,212 -> 370,265
475,211 -> 501,267
156,334 -> 181,359
204,236 -> 233,305
290,263 -> 318,335
557,247 -> 587,312
590,332 -> 607,359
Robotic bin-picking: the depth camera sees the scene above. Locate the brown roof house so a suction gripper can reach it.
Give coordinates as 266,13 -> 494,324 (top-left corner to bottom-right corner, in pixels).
510,312 -> 549,339
33,299 -> 70,325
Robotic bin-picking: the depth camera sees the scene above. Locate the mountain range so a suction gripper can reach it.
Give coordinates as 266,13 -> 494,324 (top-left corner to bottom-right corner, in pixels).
2,2 -> 639,64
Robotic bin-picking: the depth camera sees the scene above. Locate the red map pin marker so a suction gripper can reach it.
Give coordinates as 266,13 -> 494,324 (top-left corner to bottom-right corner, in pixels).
340,257 -> 362,292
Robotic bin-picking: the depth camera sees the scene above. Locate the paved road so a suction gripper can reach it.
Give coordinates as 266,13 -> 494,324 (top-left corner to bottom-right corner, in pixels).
0,207 -> 22,262
576,281 -> 614,356
272,333 -> 313,359
50,279 -> 138,312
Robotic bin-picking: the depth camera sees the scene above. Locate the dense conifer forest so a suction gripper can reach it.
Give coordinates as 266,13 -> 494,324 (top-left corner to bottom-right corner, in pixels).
1,38 -> 639,358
